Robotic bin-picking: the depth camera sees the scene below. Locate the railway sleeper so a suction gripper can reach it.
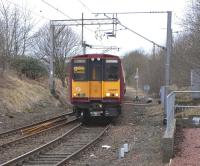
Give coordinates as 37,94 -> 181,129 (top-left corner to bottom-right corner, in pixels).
39,154 -> 69,157
24,160 -> 59,165
37,156 -> 66,160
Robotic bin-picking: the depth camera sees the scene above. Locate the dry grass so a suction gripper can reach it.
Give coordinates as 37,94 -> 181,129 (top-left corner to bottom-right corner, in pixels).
0,73 -> 59,113
176,108 -> 200,117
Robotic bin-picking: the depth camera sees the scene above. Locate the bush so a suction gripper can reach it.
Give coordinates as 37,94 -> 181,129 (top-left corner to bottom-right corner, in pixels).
11,57 -> 47,79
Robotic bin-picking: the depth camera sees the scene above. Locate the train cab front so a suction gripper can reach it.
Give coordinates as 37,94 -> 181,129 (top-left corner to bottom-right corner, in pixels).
70,54 -> 123,121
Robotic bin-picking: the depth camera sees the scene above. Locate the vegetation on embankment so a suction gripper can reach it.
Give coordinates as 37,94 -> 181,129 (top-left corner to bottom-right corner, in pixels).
0,72 -> 68,114
0,74 -> 58,113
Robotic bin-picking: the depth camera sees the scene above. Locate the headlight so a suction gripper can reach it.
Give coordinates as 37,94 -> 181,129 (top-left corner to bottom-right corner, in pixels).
106,92 -> 110,97
115,93 -> 119,97
73,93 -> 76,96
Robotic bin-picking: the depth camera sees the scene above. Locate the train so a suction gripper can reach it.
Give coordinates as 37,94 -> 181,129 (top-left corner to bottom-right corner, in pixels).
69,54 -> 126,122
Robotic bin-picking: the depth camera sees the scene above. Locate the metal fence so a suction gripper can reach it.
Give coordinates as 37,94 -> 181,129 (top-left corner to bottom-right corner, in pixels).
165,91 -> 200,134
166,92 -> 175,134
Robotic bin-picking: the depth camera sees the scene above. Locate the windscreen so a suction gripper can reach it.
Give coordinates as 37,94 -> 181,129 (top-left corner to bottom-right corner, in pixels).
89,59 -> 102,81
104,59 -> 119,81
72,59 -> 88,81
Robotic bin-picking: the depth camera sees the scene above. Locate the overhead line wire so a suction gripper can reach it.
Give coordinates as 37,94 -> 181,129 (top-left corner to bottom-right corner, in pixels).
103,13 -> 166,50
119,21 -> 166,49
40,0 -> 110,48
2,0 -> 50,20
41,0 -> 95,33
93,11 -> 168,15
77,0 -> 93,13
41,0 -> 73,19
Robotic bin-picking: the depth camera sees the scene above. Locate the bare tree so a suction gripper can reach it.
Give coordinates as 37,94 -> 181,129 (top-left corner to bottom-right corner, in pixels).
122,49 -> 165,95
32,24 -> 81,87
122,50 -> 147,85
142,51 -> 164,94
123,0 -> 200,93
169,0 -> 200,87
0,2 -> 33,75
183,0 -> 200,64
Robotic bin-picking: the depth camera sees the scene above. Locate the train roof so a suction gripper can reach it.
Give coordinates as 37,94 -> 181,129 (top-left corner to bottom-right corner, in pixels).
71,54 -> 120,60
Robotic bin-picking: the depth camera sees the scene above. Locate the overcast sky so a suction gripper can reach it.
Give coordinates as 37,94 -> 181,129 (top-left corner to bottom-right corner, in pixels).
10,0 -> 189,55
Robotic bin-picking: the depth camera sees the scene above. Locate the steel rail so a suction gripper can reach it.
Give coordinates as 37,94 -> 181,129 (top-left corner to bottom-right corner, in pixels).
0,118 -> 77,149
21,117 -> 68,135
123,102 -> 157,106
0,123 -> 82,166
56,124 -> 110,166
0,112 -> 73,138
1,124 -> 110,166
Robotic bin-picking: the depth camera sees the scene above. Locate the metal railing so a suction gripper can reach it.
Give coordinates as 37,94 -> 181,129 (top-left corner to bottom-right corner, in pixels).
166,92 -> 175,134
165,91 -> 200,134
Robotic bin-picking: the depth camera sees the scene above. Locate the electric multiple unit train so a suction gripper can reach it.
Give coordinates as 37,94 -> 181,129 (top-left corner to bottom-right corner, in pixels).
69,54 -> 126,122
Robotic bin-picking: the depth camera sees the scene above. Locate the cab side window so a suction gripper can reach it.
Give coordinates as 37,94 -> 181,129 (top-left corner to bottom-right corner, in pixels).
72,59 -> 88,81
104,59 -> 119,81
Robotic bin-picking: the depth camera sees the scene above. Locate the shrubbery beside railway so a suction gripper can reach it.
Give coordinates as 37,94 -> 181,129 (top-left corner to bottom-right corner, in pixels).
11,57 -> 47,80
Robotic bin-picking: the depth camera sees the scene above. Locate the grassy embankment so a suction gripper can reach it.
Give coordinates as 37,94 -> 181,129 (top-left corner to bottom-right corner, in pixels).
0,72 -> 69,114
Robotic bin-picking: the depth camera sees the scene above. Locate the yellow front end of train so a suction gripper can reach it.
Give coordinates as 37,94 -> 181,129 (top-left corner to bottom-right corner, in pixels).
72,80 -> 120,99
70,54 -> 125,122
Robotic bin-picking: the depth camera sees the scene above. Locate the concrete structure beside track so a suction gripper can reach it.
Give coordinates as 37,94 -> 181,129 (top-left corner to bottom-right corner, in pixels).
162,119 -> 176,163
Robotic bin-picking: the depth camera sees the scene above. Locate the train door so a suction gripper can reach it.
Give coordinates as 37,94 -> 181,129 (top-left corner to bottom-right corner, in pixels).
89,58 -> 102,99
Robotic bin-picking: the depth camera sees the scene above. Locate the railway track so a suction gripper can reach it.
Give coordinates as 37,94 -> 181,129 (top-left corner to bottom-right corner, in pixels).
0,112 -> 74,147
0,113 -> 79,164
1,123 -> 110,166
123,99 -> 158,106
0,112 -> 78,158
